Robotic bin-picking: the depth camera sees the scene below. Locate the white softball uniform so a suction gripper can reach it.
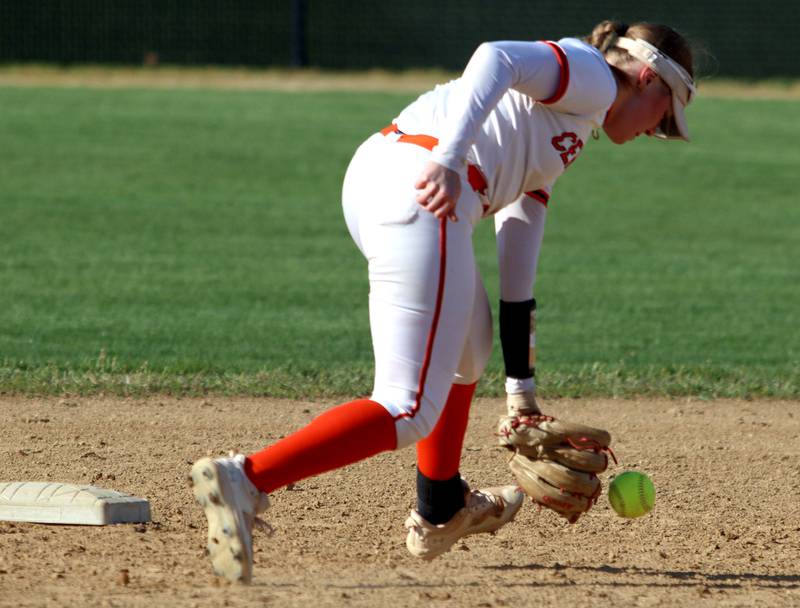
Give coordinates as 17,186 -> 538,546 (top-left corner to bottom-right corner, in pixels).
342,38 -> 616,449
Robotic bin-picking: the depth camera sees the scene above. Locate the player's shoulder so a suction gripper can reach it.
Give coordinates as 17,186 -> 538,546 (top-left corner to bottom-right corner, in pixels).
556,37 -> 605,62
545,37 -> 617,117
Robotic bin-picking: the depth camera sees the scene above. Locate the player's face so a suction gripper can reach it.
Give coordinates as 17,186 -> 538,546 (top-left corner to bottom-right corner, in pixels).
602,72 -> 673,144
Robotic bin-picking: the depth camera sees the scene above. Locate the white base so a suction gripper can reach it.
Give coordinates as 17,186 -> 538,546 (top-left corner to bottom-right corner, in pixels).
0,482 -> 151,525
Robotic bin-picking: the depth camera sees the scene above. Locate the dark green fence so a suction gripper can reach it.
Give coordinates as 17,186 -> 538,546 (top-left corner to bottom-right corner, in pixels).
1,0 -> 798,77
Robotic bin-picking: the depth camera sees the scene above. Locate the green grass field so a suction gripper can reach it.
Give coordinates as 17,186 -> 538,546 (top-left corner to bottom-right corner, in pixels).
0,85 -> 798,397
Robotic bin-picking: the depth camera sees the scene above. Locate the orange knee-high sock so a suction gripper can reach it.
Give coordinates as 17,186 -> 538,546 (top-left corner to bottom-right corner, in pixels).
416,382 -> 477,480
244,399 -> 397,494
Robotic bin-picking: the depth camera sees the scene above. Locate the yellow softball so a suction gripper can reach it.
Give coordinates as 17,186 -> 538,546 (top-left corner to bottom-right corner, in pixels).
608,471 -> 655,518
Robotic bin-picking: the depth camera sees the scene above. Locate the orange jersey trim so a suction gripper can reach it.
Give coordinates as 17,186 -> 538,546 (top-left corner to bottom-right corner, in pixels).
525,189 -> 550,207
538,41 -> 569,105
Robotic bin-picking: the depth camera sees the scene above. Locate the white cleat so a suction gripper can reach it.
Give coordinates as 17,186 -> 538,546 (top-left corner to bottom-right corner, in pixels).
405,485 -> 524,560
190,452 -> 271,584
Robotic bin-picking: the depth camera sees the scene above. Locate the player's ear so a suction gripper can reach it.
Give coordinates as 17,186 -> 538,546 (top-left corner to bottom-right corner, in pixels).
636,66 -> 658,89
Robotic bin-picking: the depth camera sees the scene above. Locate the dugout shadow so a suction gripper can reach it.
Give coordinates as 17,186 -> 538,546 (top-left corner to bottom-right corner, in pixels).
483,563 -> 800,589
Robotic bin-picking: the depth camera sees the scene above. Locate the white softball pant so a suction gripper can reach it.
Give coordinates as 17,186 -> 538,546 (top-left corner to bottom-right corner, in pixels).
342,133 -> 493,449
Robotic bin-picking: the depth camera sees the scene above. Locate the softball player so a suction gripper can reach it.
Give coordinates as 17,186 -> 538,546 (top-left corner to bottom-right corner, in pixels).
191,20 -> 696,583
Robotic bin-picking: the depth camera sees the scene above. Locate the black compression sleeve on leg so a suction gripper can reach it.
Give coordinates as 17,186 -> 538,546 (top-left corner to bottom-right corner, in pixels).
499,298 -> 536,379
416,469 -> 465,525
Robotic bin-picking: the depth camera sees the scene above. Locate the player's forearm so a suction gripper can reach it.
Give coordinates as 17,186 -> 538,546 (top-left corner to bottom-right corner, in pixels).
495,198 -> 548,413
499,298 -> 537,381
499,298 -> 541,415
495,199 -> 546,301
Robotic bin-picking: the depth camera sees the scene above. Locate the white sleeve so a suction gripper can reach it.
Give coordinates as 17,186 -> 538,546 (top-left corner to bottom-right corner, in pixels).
430,41 -> 561,171
494,195 -> 548,302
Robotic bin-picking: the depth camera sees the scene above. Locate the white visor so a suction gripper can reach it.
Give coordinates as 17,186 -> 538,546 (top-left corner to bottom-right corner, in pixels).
615,37 -> 696,142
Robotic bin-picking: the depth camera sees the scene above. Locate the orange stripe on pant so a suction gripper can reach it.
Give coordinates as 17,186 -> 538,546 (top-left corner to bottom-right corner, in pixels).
393,216 -> 447,424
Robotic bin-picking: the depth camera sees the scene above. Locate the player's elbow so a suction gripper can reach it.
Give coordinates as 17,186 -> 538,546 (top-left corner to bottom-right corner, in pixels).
469,41 -> 513,73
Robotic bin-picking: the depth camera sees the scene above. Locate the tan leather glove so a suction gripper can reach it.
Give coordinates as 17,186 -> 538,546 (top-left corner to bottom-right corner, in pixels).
498,413 -> 615,523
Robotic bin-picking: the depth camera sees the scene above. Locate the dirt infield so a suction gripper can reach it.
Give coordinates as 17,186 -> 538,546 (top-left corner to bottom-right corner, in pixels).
1,396 -> 798,607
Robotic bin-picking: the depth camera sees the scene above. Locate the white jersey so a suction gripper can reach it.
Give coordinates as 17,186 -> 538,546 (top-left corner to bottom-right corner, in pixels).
337,38 -> 619,445
393,38 -> 617,215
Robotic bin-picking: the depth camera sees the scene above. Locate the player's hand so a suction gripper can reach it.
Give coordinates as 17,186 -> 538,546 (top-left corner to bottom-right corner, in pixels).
414,161 -> 461,222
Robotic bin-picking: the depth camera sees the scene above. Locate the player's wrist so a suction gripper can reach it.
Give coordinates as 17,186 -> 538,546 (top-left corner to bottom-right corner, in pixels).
505,376 -> 535,395
504,378 -> 540,416
430,148 -> 467,172
499,298 -> 539,415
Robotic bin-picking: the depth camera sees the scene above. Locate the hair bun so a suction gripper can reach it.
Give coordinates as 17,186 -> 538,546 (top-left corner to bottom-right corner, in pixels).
587,20 -> 629,53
